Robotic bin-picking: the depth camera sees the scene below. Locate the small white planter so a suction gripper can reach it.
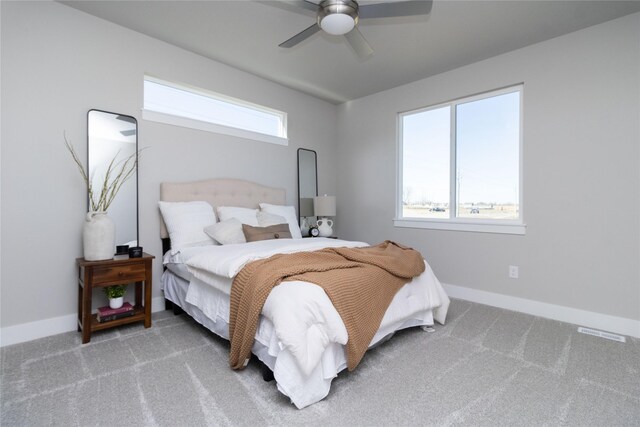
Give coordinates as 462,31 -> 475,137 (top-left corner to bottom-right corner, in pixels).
109,297 -> 124,309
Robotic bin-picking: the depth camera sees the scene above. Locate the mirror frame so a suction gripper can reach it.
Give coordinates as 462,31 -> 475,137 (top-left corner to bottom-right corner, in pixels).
87,109 -> 139,246
297,148 -> 318,225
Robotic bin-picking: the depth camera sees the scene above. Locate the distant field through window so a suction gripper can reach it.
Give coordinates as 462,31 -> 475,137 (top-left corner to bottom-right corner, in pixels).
396,85 -> 524,234
143,76 -> 288,145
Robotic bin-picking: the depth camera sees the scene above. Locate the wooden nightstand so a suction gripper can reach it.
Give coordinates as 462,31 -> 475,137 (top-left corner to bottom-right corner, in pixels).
76,253 -> 154,343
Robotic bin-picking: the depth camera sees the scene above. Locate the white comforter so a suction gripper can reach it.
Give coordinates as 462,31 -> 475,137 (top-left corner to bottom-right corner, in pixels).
177,238 -> 449,408
182,239 -> 366,373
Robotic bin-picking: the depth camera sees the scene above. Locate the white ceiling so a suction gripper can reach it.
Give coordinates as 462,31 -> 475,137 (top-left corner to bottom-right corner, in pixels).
60,0 -> 640,104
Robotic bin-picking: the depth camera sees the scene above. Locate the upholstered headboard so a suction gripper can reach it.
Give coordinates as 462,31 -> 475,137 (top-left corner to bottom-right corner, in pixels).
159,178 -> 287,239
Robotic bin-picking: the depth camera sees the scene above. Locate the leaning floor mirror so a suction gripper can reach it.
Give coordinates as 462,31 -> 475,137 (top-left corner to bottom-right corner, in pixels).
297,148 -> 318,237
87,109 -> 139,248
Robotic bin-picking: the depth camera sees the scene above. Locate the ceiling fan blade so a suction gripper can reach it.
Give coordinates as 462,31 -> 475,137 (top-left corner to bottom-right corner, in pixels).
359,0 -> 433,19
344,27 -> 373,59
279,23 -> 321,48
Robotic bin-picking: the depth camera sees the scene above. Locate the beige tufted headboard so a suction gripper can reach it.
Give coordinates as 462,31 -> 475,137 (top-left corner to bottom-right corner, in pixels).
159,178 -> 287,239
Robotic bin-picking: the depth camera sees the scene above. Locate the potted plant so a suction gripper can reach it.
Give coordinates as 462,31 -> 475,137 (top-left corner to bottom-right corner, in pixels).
104,285 -> 127,309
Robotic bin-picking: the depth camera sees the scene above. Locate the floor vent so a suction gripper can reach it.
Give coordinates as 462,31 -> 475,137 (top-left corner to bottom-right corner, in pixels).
577,327 -> 626,343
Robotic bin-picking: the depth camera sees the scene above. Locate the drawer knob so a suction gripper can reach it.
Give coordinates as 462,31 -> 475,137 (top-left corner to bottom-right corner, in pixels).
118,272 -> 125,277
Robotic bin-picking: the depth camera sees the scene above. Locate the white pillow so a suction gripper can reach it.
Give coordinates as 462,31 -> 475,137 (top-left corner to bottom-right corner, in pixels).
257,211 -> 287,227
204,218 -> 246,245
217,206 -> 259,226
158,201 -> 217,251
259,203 -> 303,239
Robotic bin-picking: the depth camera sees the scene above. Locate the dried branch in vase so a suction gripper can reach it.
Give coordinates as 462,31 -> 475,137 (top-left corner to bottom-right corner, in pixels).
65,133 -> 141,212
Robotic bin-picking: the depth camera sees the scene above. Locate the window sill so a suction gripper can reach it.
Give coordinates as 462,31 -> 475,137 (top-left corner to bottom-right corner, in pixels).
393,219 -> 526,235
142,110 -> 289,146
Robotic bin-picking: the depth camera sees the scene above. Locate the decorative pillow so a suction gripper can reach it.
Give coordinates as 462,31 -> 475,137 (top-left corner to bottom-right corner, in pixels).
257,211 -> 287,227
217,206 -> 259,226
203,218 -> 246,245
258,203 -> 303,239
158,201 -> 217,251
242,223 -> 292,242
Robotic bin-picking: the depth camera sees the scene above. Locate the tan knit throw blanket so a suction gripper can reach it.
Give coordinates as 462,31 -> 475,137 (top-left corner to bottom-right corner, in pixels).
229,241 -> 425,371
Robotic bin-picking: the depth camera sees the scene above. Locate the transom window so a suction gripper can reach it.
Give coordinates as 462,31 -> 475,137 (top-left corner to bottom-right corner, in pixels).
396,85 -> 524,234
142,76 -> 288,146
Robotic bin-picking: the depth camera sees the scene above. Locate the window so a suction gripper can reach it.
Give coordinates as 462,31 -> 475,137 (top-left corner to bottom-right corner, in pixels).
142,76 -> 288,146
396,85 -> 524,234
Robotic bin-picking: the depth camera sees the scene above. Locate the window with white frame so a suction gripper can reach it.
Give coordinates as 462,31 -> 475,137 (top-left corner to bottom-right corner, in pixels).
396,85 -> 524,234
142,76 -> 288,146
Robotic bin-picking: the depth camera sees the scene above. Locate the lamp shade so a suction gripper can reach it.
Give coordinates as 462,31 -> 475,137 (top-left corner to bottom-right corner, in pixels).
314,195 -> 336,217
299,198 -> 315,217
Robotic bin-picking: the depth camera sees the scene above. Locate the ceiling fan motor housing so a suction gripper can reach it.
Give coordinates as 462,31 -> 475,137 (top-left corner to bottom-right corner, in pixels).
317,0 -> 359,35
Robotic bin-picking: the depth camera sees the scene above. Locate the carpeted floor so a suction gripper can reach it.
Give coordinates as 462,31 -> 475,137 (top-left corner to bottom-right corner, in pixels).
1,299 -> 639,426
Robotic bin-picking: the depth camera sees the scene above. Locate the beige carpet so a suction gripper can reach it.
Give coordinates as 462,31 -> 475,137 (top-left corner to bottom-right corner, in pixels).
1,299 -> 639,426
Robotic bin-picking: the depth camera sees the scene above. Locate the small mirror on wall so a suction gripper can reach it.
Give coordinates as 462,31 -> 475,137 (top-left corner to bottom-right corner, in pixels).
297,148 -> 317,237
88,109 -> 138,247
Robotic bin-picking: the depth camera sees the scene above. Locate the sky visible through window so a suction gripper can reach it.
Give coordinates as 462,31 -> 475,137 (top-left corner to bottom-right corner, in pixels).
403,105 -> 451,204
402,90 -> 520,220
457,92 -> 519,207
144,79 -> 285,138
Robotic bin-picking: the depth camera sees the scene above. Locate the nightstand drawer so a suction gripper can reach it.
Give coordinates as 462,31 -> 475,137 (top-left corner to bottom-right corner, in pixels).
92,263 -> 146,285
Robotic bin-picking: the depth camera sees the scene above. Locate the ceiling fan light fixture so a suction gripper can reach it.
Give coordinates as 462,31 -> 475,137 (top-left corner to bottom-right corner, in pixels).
317,0 -> 359,35
320,13 -> 355,35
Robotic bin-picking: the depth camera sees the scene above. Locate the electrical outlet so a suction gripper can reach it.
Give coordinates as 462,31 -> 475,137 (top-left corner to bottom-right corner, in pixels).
509,265 -> 519,279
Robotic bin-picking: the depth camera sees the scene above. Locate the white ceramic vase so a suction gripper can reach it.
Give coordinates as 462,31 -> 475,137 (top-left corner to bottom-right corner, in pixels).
300,217 -> 310,237
109,296 -> 124,309
316,218 -> 334,237
83,211 -> 115,261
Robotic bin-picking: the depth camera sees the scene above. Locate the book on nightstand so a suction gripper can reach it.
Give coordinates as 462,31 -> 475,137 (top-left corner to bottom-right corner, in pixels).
98,311 -> 135,322
97,302 -> 134,322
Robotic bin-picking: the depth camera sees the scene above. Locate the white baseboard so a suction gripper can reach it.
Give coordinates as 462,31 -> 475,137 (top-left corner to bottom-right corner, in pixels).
443,283 -> 640,339
3,287 -> 639,347
0,296 -> 167,347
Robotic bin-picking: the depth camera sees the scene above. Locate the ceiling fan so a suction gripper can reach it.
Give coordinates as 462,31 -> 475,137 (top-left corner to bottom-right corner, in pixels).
279,0 -> 433,59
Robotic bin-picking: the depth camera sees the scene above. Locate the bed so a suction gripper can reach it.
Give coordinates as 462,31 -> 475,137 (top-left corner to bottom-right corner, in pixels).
158,178 -> 450,409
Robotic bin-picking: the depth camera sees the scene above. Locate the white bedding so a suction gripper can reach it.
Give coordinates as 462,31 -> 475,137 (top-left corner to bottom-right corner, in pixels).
165,238 -> 450,408
184,237 -> 369,279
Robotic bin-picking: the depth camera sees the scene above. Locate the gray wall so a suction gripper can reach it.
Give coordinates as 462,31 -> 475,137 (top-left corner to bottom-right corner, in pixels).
0,1 -> 338,327
336,13 -> 640,322
1,1 -> 638,334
